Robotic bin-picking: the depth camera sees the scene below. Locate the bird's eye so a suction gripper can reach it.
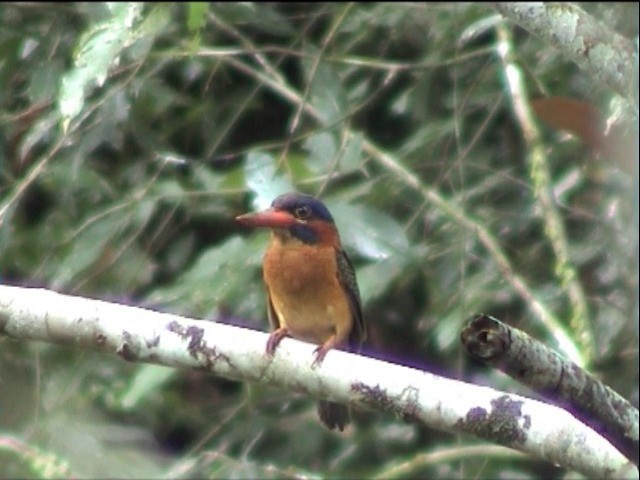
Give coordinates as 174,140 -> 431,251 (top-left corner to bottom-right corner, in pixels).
294,205 -> 312,219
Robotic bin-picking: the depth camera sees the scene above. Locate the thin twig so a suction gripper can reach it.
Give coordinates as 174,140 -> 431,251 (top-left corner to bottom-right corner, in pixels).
495,22 -> 594,361
374,444 -> 525,479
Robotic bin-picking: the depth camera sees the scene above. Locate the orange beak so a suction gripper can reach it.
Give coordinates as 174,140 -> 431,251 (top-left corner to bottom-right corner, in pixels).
235,208 -> 296,229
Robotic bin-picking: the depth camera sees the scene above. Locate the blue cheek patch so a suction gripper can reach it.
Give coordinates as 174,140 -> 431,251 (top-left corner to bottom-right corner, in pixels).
290,224 -> 319,244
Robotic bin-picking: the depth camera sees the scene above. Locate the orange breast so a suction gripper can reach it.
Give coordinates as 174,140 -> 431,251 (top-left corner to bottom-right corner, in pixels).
263,239 -> 353,346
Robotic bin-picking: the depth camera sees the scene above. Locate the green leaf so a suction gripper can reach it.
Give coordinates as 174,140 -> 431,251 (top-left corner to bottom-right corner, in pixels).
58,3 -> 144,127
18,110 -> 61,162
187,2 -> 209,32
118,364 -> 176,410
44,409 -> 167,477
340,132 -> 364,172
28,60 -> 63,103
244,152 -> 294,210
49,213 -> 128,288
146,236 -> 266,318
213,3 -> 295,36
302,46 -> 347,124
356,256 -> 410,303
128,4 -> 172,61
150,177 -> 187,201
303,132 -> 336,174
328,203 -> 410,260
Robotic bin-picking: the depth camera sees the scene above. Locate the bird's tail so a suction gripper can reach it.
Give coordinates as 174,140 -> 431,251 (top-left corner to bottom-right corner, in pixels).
318,400 -> 350,431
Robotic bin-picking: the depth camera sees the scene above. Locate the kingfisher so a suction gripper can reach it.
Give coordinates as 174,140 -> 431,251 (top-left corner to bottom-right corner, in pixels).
236,192 -> 365,431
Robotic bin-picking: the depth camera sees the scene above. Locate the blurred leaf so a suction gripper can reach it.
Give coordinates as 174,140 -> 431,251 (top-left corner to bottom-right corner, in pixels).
147,236 -> 265,317
189,162 -> 228,192
532,96 -> 604,152
42,157 -> 113,197
27,61 -> 63,104
213,3 -> 295,36
244,151 -> 294,211
58,2 -> 169,129
328,203 -> 410,260
151,177 -> 187,200
304,132 -> 336,174
18,110 -> 61,162
341,132 -> 364,172
59,3 -> 143,126
0,437 -> 71,479
128,4 -> 172,61
303,130 -> 363,176
48,213 -> 129,288
357,256 -> 411,303
187,3 -> 209,33
303,46 -> 347,125
44,410 -> 167,477
118,364 -> 176,411
186,3 -> 208,49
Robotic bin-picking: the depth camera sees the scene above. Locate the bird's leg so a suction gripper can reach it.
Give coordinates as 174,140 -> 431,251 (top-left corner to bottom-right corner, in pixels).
312,334 -> 338,368
266,327 -> 289,356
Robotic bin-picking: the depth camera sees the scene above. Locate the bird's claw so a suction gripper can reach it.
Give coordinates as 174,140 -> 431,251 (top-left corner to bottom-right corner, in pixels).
266,336 -> 277,357
312,345 -> 328,368
266,328 -> 288,357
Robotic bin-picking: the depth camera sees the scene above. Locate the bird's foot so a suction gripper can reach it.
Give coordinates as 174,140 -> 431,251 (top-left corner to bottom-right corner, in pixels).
312,335 -> 338,368
266,328 -> 289,356
312,345 -> 329,368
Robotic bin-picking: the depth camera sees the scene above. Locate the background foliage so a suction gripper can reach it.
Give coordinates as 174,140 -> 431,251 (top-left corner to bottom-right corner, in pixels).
0,2 -> 637,478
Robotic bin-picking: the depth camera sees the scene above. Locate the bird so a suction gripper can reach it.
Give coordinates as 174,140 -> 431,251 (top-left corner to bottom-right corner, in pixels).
236,192 -> 365,431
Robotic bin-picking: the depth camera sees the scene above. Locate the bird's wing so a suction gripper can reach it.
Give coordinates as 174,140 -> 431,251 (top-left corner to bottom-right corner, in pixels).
265,287 -> 281,330
335,248 -> 366,349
